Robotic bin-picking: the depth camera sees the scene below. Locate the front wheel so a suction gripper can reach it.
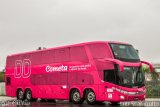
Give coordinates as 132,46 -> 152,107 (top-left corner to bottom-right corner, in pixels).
71,89 -> 83,104
85,90 -> 96,105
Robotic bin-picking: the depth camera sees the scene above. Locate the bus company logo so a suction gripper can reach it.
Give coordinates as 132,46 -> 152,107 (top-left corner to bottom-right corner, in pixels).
46,65 -> 68,72
14,59 -> 31,78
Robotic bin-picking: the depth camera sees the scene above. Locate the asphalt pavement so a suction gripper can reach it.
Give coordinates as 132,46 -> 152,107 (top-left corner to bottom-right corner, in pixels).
1,96 -> 160,107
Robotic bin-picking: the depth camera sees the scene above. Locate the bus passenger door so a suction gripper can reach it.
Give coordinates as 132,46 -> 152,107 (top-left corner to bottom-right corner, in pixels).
59,71 -> 69,99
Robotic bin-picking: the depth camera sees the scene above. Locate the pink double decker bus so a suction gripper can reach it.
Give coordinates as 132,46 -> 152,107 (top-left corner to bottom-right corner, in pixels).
5,41 -> 153,105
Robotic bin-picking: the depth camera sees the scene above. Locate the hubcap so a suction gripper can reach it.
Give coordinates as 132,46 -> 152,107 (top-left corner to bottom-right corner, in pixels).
18,91 -> 23,99
27,91 -> 31,100
87,92 -> 95,102
73,92 -> 80,102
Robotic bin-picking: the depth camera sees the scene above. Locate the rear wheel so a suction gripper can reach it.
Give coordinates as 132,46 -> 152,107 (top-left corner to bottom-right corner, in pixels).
71,89 -> 83,104
85,90 -> 96,105
25,89 -> 35,101
17,89 -> 24,100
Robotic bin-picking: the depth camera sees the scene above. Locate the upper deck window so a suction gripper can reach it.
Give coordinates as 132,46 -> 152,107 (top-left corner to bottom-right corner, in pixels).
88,43 -> 112,59
70,46 -> 88,62
55,48 -> 70,62
109,43 -> 140,62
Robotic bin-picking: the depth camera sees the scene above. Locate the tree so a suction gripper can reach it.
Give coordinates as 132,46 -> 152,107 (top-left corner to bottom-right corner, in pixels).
143,65 -> 160,98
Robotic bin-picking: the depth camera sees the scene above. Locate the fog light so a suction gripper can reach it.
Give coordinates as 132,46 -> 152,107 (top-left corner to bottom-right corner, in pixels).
120,95 -> 125,100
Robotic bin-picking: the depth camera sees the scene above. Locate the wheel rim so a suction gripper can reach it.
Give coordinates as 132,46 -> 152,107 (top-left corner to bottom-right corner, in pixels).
26,91 -> 32,100
18,90 -> 23,99
73,91 -> 80,102
87,92 -> 95,102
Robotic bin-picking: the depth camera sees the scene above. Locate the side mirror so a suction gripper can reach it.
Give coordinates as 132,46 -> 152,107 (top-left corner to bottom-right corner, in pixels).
141,61 -> 153,72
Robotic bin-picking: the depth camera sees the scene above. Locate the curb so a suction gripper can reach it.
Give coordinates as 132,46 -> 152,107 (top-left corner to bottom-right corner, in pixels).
0,96 -> 16,102
145,98 -> 160,101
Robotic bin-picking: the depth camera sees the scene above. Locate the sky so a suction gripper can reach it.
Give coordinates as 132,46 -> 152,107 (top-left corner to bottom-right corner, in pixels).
0,0 -> 160,70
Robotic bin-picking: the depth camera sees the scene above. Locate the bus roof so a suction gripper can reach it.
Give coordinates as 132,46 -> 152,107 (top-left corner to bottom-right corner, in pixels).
7,41 -> 130,57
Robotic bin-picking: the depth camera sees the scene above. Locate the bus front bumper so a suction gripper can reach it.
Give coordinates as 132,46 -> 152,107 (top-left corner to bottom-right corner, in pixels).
104,92 -> 145,102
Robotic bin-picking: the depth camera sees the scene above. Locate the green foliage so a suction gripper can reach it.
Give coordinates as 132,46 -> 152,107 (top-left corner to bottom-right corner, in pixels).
146,81 -> 160,98
0,72 -> 5,82
142,64 -> 160,98
142,65 -> 159,81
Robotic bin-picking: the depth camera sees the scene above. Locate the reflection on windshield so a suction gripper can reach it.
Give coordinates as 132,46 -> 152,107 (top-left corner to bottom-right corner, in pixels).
110,43 -> 140,62
104,66 -> 145,88
117,66 -> 144,88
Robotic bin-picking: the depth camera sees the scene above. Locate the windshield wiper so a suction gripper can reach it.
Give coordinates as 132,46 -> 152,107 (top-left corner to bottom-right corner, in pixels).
120,83 -> 133,88
134,82 -> 144,87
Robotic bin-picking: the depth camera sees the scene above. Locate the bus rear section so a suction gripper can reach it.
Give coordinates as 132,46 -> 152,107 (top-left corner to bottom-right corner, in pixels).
5,41 -> 153,105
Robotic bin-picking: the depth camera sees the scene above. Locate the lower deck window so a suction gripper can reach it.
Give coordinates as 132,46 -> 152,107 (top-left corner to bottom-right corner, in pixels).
104,70 -> 116,84
6,77 -> 11,85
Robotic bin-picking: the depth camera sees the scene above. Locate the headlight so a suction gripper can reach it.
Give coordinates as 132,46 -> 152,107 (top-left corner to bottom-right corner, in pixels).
120,95 -> 125,100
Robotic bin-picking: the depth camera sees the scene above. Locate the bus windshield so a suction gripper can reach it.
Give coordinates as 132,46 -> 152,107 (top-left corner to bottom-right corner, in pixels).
117,67 -> 145,88
110,43 -> 140,62
104,66 -> 145,88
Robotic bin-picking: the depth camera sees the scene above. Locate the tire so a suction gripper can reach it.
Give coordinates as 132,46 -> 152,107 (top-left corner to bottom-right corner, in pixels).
25,89 -> 34,101
17,89 -> 24,100
85,90 -> 96,105
71,89 -> 83,104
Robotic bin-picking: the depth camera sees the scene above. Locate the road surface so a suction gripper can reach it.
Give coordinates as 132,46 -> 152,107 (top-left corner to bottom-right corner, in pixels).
1,100 -> 159,107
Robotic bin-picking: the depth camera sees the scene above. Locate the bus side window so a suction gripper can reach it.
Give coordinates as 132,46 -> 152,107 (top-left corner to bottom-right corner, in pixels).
104,70 -> 116,84
6,77 -> 11,85
70,46 -> 88,62
31,52 -> 42,65
88,43 -> 112,59
7,56 -> 17,68
42,50 -> 55,64
55,48 -> 70,62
